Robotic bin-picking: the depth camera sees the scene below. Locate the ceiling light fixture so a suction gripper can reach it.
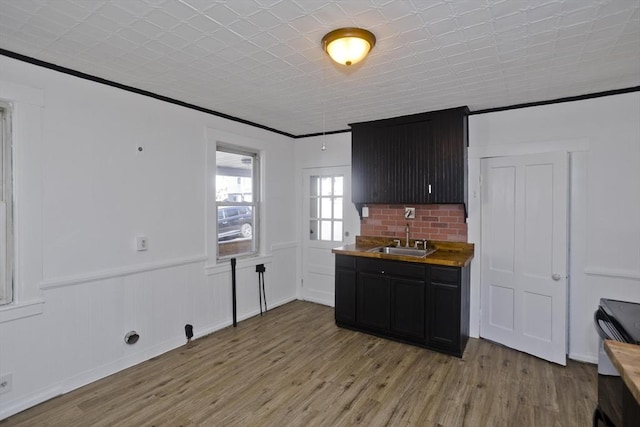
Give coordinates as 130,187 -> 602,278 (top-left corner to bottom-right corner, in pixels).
321,27 -> 376,66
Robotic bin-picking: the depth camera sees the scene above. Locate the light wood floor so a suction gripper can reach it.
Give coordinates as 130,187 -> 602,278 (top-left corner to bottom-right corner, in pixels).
2,301 -> 596,426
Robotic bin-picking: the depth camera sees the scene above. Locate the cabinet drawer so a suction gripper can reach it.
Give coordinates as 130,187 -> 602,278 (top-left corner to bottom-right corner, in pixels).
336,255 -> 356,269
431,266 -> 460,283
358,258 -> 426,279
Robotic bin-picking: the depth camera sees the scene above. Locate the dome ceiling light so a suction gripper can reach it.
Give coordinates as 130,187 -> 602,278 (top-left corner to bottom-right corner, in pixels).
321,27 -> 376,66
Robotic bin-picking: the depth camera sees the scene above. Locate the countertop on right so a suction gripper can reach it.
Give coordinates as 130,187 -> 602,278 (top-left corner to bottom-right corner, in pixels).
604,340 -> 640,404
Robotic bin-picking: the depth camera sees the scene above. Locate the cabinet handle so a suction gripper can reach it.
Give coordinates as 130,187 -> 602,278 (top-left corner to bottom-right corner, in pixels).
380,270 -> 385,274
428,184 -> 432,194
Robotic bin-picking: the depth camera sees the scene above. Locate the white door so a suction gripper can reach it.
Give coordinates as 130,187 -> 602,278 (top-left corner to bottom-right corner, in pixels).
480,152 -> 568,365
302,167 -> 359,306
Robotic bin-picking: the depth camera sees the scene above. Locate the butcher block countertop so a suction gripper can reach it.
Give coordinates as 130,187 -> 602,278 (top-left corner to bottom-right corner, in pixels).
604,340 -> 640,404
332,235 -> 474,267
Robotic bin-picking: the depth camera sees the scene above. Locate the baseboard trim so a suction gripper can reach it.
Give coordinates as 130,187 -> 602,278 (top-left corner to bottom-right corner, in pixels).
0,386 -> 63,421
568,352 -> 597,364
0,295 -> 299,421
301,294 -> 334,307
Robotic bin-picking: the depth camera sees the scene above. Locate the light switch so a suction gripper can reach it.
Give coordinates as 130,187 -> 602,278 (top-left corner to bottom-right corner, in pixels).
136,236 -> 148,251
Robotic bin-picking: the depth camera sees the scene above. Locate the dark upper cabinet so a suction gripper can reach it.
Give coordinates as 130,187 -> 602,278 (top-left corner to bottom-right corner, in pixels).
350,106 -> 469,206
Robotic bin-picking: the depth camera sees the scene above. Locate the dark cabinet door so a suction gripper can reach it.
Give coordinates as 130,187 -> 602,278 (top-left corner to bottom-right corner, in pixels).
399,119 -> 433,203
352,120 -> 431,204
357,272 -> 391,331
391,276 -> 426,339
351,124 -> 399,203
428,281 -> 461,351
351,107 -> 468,206
428,112 -> 467,204
335,268 -> 356,325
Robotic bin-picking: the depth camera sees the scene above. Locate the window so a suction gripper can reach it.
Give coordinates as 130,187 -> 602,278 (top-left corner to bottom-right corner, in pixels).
309,175 -> 343,241
0,102 -> 13,305
216,146 -> 259,259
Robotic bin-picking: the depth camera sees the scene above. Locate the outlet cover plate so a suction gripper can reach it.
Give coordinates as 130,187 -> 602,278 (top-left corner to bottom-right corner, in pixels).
136,236 -> 148,251
0,373 -> 12,395
404,207 -> 415,219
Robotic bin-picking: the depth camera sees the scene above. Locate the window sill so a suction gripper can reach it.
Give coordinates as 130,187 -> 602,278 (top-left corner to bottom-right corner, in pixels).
0,299 -> 44,323
205,254 -> 273,276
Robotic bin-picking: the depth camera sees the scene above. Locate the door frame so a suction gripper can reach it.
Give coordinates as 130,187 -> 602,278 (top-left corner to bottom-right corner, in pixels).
467,139 -> 588,356
300,166 -> 359,305
479,151 -> 569,364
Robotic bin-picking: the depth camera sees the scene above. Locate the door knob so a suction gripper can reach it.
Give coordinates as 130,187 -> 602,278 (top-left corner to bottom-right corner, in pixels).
552,274 -> 561,281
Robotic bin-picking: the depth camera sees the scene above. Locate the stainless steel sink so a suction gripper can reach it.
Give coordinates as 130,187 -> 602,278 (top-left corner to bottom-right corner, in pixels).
367,246 -> 437,258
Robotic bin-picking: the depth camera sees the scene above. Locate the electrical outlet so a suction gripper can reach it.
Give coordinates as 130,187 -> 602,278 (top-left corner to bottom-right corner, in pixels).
136,236 -> 148,251
404,207 -> 415,219
0,373 -> 12,395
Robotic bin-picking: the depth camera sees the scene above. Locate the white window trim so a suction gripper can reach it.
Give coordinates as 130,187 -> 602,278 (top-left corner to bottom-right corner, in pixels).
0,102 -> 14,305
215,144 -> 260,260
205,129 -> 266,268
0,79 -> 45,321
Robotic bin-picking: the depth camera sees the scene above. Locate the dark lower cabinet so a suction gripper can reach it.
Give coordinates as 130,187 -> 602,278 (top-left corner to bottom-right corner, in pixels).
429,281 -> 459,347
335,256 -> 357,325
427,265 -> 469,357
392,277 -> 425,340
335,254 -> 470,357
357,272 -> 391,330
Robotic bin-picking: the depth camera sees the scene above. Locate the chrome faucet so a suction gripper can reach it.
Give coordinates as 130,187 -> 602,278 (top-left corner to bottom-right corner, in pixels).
415,239 -> 428,249
405,223 -> 410,247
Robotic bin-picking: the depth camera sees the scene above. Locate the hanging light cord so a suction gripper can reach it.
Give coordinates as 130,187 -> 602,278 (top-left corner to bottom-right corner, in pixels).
321,61 -> 327,151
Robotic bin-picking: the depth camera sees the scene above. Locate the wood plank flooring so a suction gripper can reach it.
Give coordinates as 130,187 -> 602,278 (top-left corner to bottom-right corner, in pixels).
1,301 -> 597,426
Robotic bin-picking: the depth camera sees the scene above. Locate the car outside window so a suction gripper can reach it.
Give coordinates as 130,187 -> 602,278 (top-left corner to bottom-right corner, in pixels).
216,146 -> 258,259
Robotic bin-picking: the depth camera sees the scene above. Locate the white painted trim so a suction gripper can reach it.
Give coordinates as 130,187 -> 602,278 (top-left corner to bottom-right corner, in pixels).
302,292 -> 334,308
307,266 -> 334,276
0,385 -> 63,421
205,254 -> 273,275
469,139 -> 589,159
0,298 -> 44,323
39,255 -> 207,290
0,295 -> 299,420
0,80 -> 44,106
205,128 -> 270,266
568,352 -> 597,365
584,267 -> 640,281
193,295 -> 298,338
270,241 -> 297,251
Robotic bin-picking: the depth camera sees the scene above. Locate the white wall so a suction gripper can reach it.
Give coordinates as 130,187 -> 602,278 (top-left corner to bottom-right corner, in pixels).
0,56 -> 297,419
467,92 -> 640,363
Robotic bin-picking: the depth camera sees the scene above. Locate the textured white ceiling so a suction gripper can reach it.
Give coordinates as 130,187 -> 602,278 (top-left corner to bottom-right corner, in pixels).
1,0 -> 639,136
